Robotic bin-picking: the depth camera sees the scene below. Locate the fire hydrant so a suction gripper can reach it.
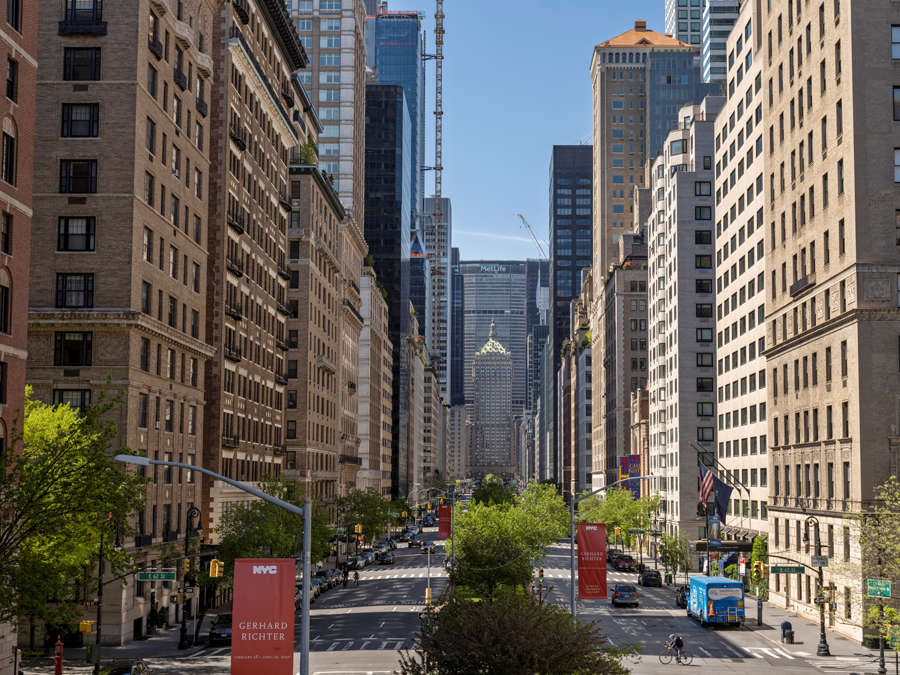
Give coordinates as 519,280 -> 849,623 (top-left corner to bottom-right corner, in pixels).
54,635 -> 63,675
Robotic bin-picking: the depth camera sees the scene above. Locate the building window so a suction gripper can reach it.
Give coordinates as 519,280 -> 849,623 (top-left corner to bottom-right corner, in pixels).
61,103 -> 99,138
6,0 -> 20,31
63,48 -> 101,81
0,212 -> 9,254
695,255 -> 713,269
55,273 -> 94,308
53,389 -> 91,414
138,393 -> 149,428
694,181 -> 712,196
59,159 -> 97,193
696,377 -> 714,392
0,132 -> 14,186
64,0 -> 102,23
5,58 -> 15,102
0,283 -> 8,333
57,216 -> 95,251
54,331 -> 92,366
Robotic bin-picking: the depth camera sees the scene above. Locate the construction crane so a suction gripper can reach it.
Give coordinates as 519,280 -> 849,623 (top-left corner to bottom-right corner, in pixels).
423,0 -> 446,394
517,213 -> 547,260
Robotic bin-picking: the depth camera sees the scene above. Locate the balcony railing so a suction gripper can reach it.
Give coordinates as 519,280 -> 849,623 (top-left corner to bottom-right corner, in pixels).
339,454 -> 363,466
229,125 -> 247,151
277,302 -> 291,316
174,69 -> 188,91
227,212 -> 245,234
225,301 -> 243,320
226,257 -> 244,278
273,445 -> 286,457
222,434 -> 239,448
233,0 -> 250,24
174,19 -> 193,48
789,274 -> 814,297
278,190 -> 292,212
281,81 -> 295,109
277,265 -> 291,281
59,6 -> 107,35
196,96 -> 208,118
196,51 -> 213,77
224,344 -> 242,362
276,338 -> 289,352
148,38 -> 163,60
274,372 -> 288,386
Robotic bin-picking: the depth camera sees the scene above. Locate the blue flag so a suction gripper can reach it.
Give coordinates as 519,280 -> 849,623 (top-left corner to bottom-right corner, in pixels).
713,473 -> 733,525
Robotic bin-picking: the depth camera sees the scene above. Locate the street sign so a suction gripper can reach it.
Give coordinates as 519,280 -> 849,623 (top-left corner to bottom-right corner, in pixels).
771,565 -> 804,574
810,555 -> 829,567
867,579 -> 892,598
739,557 -> 746,577
627,529 -> 644,535
137,569 -> 176,581
650,529 -> 663,536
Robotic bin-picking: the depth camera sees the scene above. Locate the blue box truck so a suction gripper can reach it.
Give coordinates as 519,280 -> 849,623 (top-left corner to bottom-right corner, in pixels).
687,576 -> 745,626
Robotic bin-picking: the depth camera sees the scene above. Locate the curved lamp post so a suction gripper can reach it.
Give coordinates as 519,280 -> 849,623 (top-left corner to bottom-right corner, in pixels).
178,505 -> 202,649
803,515 -> 831,657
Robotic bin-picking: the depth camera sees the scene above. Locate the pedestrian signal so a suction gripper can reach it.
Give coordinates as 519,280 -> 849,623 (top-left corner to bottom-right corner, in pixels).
209,558 -> 224,578
182,558 -> 190,576
354,523 -> 363,534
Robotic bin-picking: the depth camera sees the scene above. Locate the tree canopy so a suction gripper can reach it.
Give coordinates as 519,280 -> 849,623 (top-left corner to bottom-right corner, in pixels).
577,488 -> 659,547
0,387 -> 146,625
335,488 -> 390,544
472,474 -> 514,506
216,477 -> 332,576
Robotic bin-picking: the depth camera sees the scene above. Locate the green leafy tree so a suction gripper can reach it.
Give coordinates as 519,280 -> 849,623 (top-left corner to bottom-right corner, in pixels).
0,387 -> 147,630
216,477 -> 331,577
473,474 -> 514,506
577,488 -> 659,549
857,477 -> 900,641
335,488 -> 390,545
398,588 -> 633,674
659,533 -> 690,583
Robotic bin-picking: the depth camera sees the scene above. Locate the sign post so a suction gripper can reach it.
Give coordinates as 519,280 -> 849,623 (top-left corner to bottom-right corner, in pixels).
868,579 -> 892,598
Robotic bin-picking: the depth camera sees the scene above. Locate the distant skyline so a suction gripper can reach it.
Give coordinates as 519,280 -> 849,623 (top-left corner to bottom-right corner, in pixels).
379,0 -> 666,260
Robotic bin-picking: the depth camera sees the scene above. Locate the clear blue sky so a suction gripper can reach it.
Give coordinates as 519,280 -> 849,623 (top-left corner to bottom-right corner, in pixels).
385,0 -> 665,260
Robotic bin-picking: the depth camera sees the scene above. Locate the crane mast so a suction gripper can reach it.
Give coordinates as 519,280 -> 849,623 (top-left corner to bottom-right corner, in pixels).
430,0 -> 446,391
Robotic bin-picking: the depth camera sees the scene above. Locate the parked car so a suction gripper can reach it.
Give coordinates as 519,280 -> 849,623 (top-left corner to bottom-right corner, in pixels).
364,551 -> 376,565
408,536 -> 424,548
638,569 -> 662,587
610,584 -> 639,608
606,548 -> 622,562
422,542 -> 437,554
379,552 -> 395,565
208,613 -> 233,645
613,555 -> 636,571
674,584 -> 689,608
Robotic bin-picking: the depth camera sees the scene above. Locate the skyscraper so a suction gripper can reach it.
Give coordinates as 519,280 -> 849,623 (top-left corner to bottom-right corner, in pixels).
460,261 -> 528,416
450,246 -> 465,406
665,0 -> 703,47
425,197 -> 452,399
409,233 -> 431,345
365,82 -> 412,498
470,320 -> 514,477
701,1 -> 739,86
646,97 -> 724,540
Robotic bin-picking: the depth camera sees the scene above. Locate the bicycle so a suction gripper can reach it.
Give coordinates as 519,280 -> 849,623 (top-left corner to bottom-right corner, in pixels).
658,645 -> 693,665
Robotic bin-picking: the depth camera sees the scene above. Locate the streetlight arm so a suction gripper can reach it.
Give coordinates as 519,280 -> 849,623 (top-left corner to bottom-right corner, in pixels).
574,474 -> 664,507
114,455 -> 304,517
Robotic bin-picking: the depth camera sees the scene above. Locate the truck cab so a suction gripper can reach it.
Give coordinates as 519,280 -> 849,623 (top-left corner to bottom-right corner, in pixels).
687,576 -> 745,626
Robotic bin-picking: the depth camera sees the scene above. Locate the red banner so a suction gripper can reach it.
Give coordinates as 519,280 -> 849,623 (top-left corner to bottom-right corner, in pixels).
438,503 -> 451,539
577,523 -> 607,599
232,559 -> 295,675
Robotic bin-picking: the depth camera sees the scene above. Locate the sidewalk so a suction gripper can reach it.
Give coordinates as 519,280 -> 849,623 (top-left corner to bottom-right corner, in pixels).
21,616 -> 211,671
743,598 -> 880,660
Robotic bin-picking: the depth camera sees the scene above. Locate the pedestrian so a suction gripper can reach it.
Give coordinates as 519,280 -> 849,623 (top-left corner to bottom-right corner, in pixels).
342,574 -> 348,589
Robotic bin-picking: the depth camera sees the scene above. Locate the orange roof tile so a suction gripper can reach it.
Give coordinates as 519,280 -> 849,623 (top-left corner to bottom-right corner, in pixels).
596,20 -> 693,49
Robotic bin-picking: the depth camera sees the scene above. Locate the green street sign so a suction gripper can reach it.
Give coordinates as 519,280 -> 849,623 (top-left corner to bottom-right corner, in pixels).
628,529 -> 645,535
137,570 -> 176,581
771,565 -> 804,574
867,579 -> 892,599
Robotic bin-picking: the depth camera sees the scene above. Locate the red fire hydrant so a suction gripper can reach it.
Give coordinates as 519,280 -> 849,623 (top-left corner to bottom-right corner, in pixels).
54,635 -> 63,675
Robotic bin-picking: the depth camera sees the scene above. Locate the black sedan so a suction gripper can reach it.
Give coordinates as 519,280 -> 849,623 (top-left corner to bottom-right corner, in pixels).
208,613 -> 232,645
638,569 -> 662,587
674,584 -> 689,608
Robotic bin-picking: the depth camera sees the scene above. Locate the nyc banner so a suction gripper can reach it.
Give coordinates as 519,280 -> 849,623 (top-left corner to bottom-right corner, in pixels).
577,523 -> 607,599
232,558 -> 295,675
438,503 -> 451,539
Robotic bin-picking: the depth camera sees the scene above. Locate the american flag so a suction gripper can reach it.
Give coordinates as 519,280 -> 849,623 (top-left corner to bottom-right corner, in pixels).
698,462 -> 715,503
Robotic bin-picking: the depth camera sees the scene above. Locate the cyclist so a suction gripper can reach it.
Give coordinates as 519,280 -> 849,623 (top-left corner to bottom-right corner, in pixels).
666,633 -> 684,663
353,570 -> 359,586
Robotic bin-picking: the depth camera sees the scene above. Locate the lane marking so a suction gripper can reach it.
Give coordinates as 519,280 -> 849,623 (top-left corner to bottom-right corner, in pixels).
698,646 -> 712,657
774,648 -> 795,659
326,642 -> 339,651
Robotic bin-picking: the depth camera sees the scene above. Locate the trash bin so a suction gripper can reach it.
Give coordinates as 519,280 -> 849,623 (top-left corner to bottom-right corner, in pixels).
665,572 -> 673,585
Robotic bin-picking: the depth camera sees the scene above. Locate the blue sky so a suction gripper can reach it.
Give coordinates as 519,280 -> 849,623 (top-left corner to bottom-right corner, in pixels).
386,0 -> 666,261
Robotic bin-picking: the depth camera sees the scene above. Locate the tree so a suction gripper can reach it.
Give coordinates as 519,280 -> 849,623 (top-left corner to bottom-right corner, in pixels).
397,588 -> 632,675
0,387 -> 147,627
216,477 -> 332,577
335,488 -> 390,545
577,488 -> 659,549
472,474 -> 514,506
450,482 -> 567,598
857,477 -> 900,642
659,533 -> 690,583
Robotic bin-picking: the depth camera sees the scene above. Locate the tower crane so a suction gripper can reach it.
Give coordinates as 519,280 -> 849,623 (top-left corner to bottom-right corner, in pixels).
517,213 -> 547,260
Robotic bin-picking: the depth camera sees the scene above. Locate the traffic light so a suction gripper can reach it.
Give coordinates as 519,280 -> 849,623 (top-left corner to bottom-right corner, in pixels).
402,511 -> 407,519
427,503 -> 432,510
538,568 -> 544,584
209,558 -> 223,578
614,526 -> 621,535
751,561 -> 761,581
182,558 -> 191,576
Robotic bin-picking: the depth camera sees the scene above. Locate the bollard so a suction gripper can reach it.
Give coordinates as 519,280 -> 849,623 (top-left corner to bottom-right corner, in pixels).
54,635 -> 63,675
757,597 -> 763,626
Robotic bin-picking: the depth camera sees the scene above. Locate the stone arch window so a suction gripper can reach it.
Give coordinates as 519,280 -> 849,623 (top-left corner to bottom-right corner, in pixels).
1,117 -> 16,186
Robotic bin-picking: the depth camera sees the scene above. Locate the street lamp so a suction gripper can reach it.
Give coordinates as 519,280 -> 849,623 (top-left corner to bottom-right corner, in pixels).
93,513 -> 121,675
803,515 -> 831,657
179,505 -> 202,649
114,454 -> 313,675
569,475 -> 661,618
